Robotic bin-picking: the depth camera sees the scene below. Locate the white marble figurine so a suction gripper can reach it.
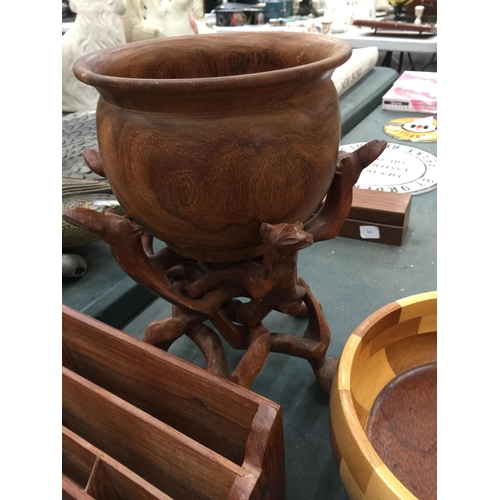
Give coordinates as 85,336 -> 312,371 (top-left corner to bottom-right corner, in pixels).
62,0 -> 127,113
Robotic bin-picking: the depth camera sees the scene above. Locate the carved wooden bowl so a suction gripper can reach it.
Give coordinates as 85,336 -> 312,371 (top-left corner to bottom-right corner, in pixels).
72,32 -> 352,262
329,291 -> 437,500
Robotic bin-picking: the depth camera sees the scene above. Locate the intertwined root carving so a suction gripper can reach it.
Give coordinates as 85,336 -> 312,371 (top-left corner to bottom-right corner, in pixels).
140,221 -> 333,390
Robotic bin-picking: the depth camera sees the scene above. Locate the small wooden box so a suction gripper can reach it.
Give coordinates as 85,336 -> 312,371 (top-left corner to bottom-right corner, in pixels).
62,305 -> 287,500
338,188 -> 412,246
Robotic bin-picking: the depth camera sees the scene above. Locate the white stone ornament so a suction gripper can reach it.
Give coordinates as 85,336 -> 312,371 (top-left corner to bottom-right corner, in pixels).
62,0 -> 127,113
122,0 -> 204,43
414,5 -> 424,25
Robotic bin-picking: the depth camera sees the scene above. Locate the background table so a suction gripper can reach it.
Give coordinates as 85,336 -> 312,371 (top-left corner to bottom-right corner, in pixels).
210,24 -> 437,73
64,104 -> 436,498
62,66 -> 399,328
333,26 -> 437,72
333,26 -> 437,53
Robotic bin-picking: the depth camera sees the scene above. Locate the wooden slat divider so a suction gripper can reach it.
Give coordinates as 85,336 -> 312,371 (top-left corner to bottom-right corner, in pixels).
63,367 -> 243,500
62,304 -> 258,465
62,475 -> 95,500
63,426 -> 175,500
61,305 -> 287,499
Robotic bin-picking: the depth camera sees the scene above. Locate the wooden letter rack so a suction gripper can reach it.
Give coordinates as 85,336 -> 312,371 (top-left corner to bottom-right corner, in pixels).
62,305 -> 287,499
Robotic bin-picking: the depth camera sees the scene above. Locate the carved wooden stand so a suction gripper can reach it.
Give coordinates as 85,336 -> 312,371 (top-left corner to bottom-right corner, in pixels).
63,140 -> 386,394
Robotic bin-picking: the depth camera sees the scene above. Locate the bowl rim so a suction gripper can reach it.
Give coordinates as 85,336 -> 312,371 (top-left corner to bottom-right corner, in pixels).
332,290 -> 437,499
72,31 -> 353,93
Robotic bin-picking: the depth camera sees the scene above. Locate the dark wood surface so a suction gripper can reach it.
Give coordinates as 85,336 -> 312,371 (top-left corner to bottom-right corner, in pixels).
62,104 -> 435,500
73,32 -> 353,263
119,106 -> 437,499
63,305 -> 287,499
62,67 -> 400,329
63,427 -> 174,500
63,139 -> 388,393
366,362 -> 437,499
337,188 -> 411,246
352,19 -> 437,34
348,188 -> 411,227
338,217 -> 408,246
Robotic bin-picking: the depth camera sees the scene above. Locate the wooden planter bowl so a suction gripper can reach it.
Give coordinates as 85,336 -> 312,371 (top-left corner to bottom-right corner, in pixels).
72,32 -> 352,263
329,292 -> 437,500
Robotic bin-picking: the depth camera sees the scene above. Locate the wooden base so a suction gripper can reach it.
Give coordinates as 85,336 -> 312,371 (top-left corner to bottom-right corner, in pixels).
62,305 -> 287,499
60,211 -> 339,393
62,142 -> 388,394
366,362 -> 437,499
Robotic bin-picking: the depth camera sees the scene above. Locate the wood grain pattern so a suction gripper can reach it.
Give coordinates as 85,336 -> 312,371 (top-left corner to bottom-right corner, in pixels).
329,291 -> 436,500
63,426 -> 174,500
63,367 -> 242,500
352,19 -> 437,33
62,140 -> 386,394
338,189 -> 411,246
65,32 -> 387,395
62,476 -> 95,500
349,189 -> 411,227
72,32 -> 353,262
63,307 -> 257,465
338,218 -> 407,246
366,363 -> 437,500
63,428 -> 96,489
62,305 -> 287,499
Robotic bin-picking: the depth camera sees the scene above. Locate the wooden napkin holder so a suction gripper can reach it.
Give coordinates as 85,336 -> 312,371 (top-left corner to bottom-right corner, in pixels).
338,188 -> 412,246
62,305 -> 287,500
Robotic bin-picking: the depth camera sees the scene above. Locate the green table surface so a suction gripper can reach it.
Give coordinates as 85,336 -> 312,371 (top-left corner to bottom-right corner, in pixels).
117,106 -> 437,499
62,67 -> 399,328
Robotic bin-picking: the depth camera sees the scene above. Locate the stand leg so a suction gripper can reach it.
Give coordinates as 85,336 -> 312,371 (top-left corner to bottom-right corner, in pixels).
229,324 -> 272,388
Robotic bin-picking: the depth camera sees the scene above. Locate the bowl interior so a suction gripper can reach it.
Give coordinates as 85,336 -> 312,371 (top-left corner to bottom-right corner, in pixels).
75,32 -> 352,82
330,291 -> 437,499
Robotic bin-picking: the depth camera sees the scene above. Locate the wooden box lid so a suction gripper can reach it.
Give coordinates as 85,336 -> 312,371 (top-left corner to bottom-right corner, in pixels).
349,188 -> 412,228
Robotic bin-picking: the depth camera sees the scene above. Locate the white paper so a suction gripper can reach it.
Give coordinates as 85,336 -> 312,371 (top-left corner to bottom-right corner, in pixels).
359,226 -> 380,239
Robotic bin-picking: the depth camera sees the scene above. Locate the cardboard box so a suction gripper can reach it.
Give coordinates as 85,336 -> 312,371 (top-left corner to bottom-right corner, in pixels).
382,71 -> 437,114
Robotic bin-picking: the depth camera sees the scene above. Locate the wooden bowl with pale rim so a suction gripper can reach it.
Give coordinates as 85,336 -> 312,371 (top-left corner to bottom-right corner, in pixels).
329,291 -> 437,500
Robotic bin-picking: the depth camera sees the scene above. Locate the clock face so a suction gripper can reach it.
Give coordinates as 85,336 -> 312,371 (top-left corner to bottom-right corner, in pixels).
339,142 -> 437,195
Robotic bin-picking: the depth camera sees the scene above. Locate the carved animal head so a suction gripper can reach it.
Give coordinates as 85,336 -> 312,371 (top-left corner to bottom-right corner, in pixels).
260,222 -> 314,256
62,207 -> 144,247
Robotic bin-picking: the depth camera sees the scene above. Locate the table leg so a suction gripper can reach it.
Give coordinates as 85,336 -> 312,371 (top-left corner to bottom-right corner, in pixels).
420,52 -> 436,71
381,50 -> 393,67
